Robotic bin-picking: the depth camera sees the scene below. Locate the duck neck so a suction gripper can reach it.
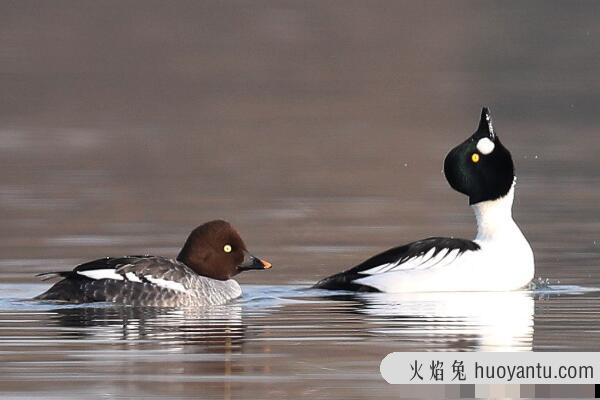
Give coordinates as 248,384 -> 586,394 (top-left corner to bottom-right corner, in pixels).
471,183 -> 518,242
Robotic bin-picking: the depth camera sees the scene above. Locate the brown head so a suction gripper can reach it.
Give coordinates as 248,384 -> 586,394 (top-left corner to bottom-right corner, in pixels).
176,220 -> 271,280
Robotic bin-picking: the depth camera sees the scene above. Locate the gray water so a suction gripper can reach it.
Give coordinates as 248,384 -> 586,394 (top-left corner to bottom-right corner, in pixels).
0,284 -> 599,398
2,1 -> 600,398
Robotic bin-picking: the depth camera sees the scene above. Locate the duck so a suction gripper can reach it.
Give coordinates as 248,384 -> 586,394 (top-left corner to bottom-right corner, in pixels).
34,220 -> 272,306
314,107 -> 534,292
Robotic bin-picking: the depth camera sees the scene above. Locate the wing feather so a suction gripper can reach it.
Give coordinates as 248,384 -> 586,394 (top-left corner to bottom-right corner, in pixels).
38,255 -> 194,292
314,237 -> 480,291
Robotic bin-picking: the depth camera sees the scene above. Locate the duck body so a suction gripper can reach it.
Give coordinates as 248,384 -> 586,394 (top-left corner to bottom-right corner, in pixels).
315,108 -> 535,293
35,220 -> 271,307
35,256 -> 243,307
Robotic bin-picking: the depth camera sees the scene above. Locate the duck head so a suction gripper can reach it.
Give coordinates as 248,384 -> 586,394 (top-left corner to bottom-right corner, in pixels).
444,107 -> 515,205
177,220 -> 271,280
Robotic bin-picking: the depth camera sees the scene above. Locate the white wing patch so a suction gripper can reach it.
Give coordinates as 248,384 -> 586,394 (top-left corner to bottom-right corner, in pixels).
143,276 -> 187,292
77,269 -> 124,280
124,272 -> 141,282
77,268 -> 187,293
359,247 -> 463,276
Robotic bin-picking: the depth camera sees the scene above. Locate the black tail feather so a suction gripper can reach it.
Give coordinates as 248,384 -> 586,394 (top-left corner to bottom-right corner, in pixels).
35,271 -> 72,281
313,273 -> 379,292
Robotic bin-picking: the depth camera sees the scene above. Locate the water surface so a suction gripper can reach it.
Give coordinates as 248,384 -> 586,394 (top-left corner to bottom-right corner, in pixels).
0,284 -> 599,398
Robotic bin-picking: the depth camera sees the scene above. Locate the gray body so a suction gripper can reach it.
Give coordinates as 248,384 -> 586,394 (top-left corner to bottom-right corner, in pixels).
35,256 -> 243,307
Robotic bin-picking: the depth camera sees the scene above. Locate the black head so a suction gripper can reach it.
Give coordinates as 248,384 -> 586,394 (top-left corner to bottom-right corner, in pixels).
443,107 -> 514,205
176,220 -> 271,280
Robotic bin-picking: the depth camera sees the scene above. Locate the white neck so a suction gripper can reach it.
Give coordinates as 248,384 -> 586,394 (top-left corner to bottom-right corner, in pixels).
471,182 -> 519,242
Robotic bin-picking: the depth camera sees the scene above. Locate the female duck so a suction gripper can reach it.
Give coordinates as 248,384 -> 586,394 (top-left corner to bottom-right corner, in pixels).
35,220 -> 272,306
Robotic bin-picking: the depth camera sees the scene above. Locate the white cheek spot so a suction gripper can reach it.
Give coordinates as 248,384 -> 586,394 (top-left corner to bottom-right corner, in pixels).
476,137 -> 495,155
143,276 -> 187,292
77,269 -> 124,280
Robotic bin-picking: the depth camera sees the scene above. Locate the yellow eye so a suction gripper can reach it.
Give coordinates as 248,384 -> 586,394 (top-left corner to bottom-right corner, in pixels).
223,244 -> 232,253
471,153 -> 480,163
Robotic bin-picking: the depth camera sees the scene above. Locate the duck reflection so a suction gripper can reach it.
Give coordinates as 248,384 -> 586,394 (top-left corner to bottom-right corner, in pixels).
48,303 -> 244,347
37,304 -> 248,399
316,290 -> 534,351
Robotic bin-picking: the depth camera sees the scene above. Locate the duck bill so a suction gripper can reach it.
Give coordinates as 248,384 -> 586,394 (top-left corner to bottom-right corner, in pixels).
238,251 -> 272,271
474,106 -> 496,141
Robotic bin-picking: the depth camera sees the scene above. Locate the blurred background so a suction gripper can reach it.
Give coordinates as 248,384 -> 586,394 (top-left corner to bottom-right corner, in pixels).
1,0 -> 600,285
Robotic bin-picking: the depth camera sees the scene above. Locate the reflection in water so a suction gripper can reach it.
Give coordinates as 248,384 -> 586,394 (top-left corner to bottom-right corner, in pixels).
47,304 -> 246,399
37,287 -> 535,352
50,305 -> 244,345
0,284 -> 599,398
341,291 -> 534,351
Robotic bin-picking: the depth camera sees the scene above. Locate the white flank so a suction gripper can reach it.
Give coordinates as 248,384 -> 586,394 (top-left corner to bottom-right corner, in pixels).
476,137 -> 495,155
77,269 -> 124,280
439,248 -> 461,266
143,276 -> 187,292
